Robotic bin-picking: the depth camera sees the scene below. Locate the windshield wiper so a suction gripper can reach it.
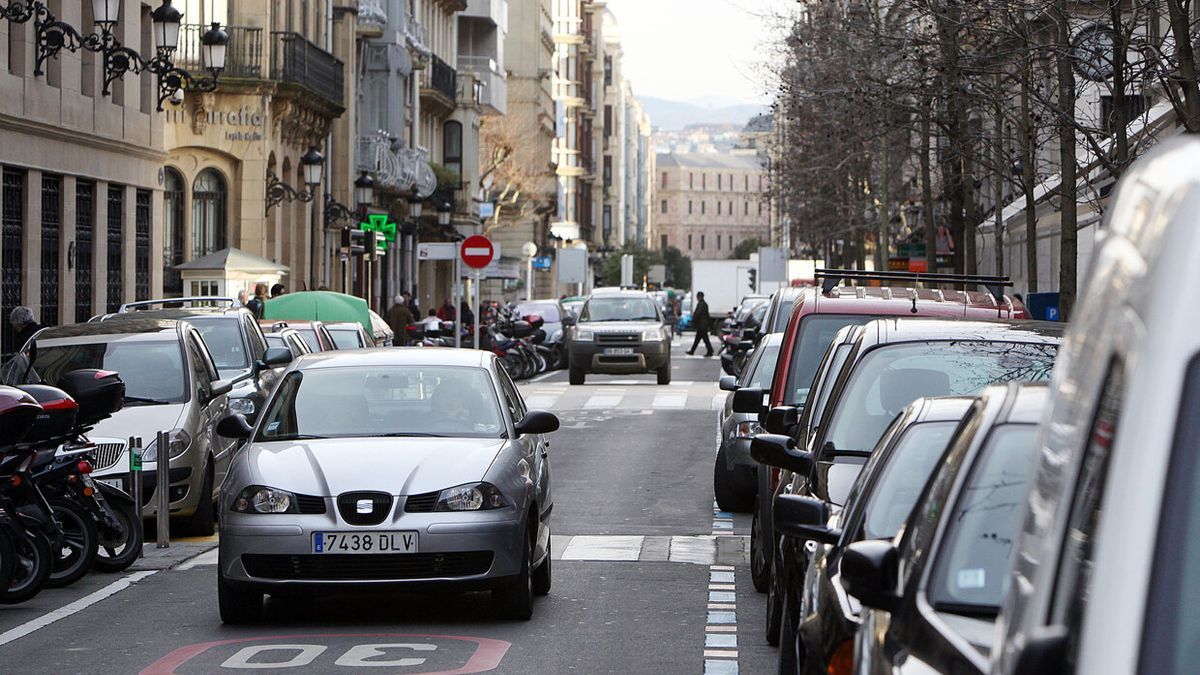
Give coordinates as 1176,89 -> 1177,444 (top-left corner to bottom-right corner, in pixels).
368,432 -> 450,438
268,434 -> 331,441
123,396 -> 171,405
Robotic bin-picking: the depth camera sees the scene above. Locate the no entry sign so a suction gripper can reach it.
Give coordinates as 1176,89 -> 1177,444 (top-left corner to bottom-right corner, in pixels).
460,235 -> 495,269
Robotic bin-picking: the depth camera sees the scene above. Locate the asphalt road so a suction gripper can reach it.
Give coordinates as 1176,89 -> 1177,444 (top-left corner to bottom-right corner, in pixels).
0,338 -> 777,674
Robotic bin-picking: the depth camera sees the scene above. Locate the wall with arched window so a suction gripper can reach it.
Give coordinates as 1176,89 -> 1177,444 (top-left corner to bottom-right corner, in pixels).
192,169 -> 229,258
163,167 -> 187,295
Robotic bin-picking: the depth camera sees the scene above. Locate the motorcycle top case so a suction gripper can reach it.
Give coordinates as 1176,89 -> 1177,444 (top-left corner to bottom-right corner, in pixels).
0,385 -> 43,443
58,369 -> 125,426
16,384 -> 78,442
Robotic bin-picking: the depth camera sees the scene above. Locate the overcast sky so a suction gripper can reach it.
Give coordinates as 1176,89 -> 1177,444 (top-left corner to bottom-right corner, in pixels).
603,0 -> 796,107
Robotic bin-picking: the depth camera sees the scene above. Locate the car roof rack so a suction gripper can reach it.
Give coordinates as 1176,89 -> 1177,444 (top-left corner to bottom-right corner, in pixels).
814,268 -> 1012,300
117,297 -> 236,313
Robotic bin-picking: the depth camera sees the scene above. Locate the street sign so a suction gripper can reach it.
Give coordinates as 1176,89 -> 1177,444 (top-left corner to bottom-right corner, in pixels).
532,256 -> 552,270
758,247 -> 788,282
418,242 -> 457,260
557,248 -> 587,284
461,235 -> 495,269
479,202 -> 495,219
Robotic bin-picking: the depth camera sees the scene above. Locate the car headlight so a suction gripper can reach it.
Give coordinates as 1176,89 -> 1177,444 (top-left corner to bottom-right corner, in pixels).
232,485 -> 297,514
574,329 -> 594,341
228,397 -> 256,416
434,482 -> 508,511
641,327 -> 666,341
735,421 -> 763,439
140,428 -> 191,462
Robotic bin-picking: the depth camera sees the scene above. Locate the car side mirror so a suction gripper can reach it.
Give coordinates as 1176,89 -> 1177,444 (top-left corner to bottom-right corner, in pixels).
774,494 -> 841,545
763,405 -> 798,435
515,410 -> 560,435
732,387 -> 767,414
1012,626 -> 1069,675
254,346 -> 293,373
750,433 -> 814,475
840,540 -> 901,612
216,414 -> 254,439
718,375 -> 740,392
203,379 -> 233,403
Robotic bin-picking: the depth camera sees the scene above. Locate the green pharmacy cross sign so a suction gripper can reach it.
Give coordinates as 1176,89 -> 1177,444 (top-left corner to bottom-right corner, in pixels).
360,214 -> 397,243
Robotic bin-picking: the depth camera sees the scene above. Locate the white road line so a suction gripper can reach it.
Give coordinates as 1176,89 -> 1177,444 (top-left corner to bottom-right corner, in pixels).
528,371 -> 562,384
177,548 -> 220,570
560,535 -> 644,561
652,393 -> 688,409
0,570 -> 157,647
524,395 -> 560,409
711,394 -> 726,411
584,394 -> 623,409
668,536 -> 716,564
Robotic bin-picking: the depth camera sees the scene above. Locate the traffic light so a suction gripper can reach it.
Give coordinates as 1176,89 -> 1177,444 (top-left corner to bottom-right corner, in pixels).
748,268 -> 757,292
340,228 -> 366,256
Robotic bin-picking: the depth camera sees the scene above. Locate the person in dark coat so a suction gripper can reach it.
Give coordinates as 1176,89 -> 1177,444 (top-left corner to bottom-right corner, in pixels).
9,306 -> 42,352
687,291 -> 714,356
245,283 -> 268,319
386,295 -> 414,345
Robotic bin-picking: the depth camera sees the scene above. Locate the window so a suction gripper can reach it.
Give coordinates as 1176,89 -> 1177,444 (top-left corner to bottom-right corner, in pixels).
602,205 -> 612,240
729,174 -> 733,189
717,235 -> 722,250
192,170 -> 227,258
728,235 -> 733,249
1100,94 -> 1149,136
728,201 -> 733,214
135,189 -> 150,301
862,422 -> 961,540
702,174 -> 706,190
717,202 -> 722,216
701,202 -> 706,215
689,173 -> 693,189
660,200 -> 667,214
688,234 -> 693,249
718,174 -> 722,190
688,201 -> 693,215
758,202 -> 763,216
190,281 -> 219,296
106,185 -> 123,313
604,105 -> 612,135
74,181 -> 94,324
603,55 -> 612,86
603,156 -> 612,187
744,202 -> 749,216
443,121 -> 463,185
30,339 -> 188,403
663,172 -> 669,188
41,175 -> 61,327
744,175 -> 748,191
700,234 -> 705,250
163,168 -> 185,296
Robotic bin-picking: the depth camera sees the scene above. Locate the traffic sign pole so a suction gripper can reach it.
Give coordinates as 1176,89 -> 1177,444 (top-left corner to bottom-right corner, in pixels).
459,235 -> 495,351
454,240 -> 462,349
473,268 -> 481,350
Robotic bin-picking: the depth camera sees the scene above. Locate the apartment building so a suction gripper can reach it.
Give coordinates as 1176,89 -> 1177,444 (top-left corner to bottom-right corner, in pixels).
656,153 -> 770,260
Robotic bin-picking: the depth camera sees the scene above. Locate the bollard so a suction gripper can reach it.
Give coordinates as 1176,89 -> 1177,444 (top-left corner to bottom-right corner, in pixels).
155,430 -> 170,548
128,437 -> 144,558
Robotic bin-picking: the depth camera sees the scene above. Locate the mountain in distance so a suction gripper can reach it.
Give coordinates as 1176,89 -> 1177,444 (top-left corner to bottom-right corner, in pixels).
640,96 -> 766,131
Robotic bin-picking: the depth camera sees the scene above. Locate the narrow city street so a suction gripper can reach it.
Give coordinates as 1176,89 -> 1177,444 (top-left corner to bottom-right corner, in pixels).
0,340 -> 774,674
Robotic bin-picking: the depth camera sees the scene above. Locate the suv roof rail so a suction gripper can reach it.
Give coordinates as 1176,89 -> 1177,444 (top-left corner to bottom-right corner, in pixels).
814,268 -> 1012,299
117,297 -> 236,313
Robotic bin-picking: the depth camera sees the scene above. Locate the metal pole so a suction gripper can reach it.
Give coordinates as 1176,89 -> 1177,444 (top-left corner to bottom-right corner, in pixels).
128,436 -> 143,558
155,430 -> 169,548
526,257 -> 533,302
473,268 -> 481,350
454,242 -> 462,349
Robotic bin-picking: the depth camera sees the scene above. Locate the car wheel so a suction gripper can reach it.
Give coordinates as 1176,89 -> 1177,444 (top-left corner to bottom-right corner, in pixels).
218,567 -> 262,624
186,464 -> 216,537
777,588 -> 799,674
532,531 -> 551,596
750,508 -> 770,593
45,497 -> 99,589
765,555 -> 784,645
493,530 -> 534,620
569,366 -> 585,386
656,362 -> 671,385
714,444 -> 753,513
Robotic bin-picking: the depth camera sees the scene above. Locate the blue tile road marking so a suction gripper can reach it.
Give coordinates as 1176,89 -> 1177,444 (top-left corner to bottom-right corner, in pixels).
709,591 -> 736,603
707,610 -> 736,624
705,634 -> 737,648
704,659 -> 739,675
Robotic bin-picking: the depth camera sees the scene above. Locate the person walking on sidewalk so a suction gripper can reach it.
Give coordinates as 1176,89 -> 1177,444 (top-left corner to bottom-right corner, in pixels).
687,291 -> 714,356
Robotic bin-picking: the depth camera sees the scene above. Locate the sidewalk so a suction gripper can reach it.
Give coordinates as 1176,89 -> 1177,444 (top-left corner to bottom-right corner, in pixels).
128,534 -> 219,572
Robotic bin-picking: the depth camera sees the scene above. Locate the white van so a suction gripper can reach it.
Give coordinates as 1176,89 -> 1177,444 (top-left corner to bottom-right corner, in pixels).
995,138 -> 1200,675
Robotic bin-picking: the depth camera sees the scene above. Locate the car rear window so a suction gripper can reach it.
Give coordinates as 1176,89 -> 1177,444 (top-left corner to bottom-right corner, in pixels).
863,421 -> 961,539
783,314 -> 873,404
770,300 -> 794,333
329,329 -> 365,350
187,317 -> 249,372
294,328 -> 321,352
32,340 -> 188,404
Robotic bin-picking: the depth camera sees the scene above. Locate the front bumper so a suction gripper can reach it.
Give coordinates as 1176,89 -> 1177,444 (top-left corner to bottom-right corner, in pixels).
569,340 -> 670,373
92,446 -> 202,519
220,506 -> 526,592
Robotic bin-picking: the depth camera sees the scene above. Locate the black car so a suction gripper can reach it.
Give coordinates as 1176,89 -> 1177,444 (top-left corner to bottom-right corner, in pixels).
842,383 -> 1047,675
744,318 -> 1061,649
766,395 -> 972,673
97,303 -> 281,421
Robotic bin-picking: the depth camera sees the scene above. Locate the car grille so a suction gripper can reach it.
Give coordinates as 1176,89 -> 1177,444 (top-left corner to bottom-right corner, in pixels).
336,492 -> 394,526
295,494 -> 327,515
241,552 -> 494,581
404,492 -> 439,513
90,443 -> 125,472
597,333 -> 640,346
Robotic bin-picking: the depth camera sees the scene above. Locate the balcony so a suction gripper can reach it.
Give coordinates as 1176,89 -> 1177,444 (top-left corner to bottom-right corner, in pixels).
406,18 -> 430,59
272,32 -> 346,109
357,0 -> 387,37
176,25 -> 262,79
464,0 -> 507,28
459,56 -> 506,115
420,54 -> 457,115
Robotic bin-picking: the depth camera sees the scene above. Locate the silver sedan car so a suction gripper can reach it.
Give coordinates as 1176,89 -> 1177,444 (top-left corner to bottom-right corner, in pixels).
214,349 -> 558,623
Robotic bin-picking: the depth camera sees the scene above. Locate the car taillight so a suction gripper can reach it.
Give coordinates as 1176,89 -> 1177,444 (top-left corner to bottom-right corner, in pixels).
827,639 -> 854,675
76,460 -> 93,474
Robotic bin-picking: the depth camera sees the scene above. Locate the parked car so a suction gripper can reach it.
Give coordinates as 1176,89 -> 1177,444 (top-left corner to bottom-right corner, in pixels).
715,333 -> 784,512
565,289 -> 671,385
0,319 -> 245,534
743,317 -> 1061,647
98,304 -> 283,423
259,319 -> 337,353
325,321 -> 376,350
764,395 -> 972,673
214,348 -> 558,623
746,269 -> 1029,626
844,383 -> 1047,675
995,137 -> 1200,675
263,327 -> 314,359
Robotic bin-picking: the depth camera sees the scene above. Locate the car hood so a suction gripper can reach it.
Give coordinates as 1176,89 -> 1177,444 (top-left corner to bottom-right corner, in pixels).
243,437 -> 508,497
90,403 -> 187,441
576,321 -> 661,332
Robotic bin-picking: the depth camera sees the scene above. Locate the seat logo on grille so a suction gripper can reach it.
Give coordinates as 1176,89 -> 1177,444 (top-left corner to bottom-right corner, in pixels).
356,499 -> 373,514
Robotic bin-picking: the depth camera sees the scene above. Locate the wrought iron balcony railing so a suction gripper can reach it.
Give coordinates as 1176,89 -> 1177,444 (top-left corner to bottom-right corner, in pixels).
428,54 -> 457,103
177,25 -> 262,79
271,31 -> 345,107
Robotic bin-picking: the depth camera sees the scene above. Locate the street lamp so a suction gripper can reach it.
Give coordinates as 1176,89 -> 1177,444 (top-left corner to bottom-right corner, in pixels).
266,146 -> 326,215
199,21 -> 229,72
301,146 -> 325,188
91,0 -> 121,30
354,172 -> 375,208
408,193 -> 424,220
150,0 -> 182,55
437,201 -> 453,228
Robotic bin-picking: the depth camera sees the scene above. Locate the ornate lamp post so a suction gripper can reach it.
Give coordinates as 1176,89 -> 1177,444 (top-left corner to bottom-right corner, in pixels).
266,146 -> 325,215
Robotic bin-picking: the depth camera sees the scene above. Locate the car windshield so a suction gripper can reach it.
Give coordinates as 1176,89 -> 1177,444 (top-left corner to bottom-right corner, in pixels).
328,329 -> 364,350
928,424 -> 1038,613
31,340 -> 188,404
825,341 -> 1057,452
257,365 -> 505,441
769,300 -> 794,332
863,421 -> 961,539
580,296 -> 660,322
784,315 -> 873,404
516,303 -> 562,323
743,344 -> 781,390
187,317 -> 249,372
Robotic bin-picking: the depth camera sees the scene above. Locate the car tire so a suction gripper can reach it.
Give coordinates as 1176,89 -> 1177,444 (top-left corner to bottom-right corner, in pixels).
777,588 -> 799,674
494,531 -> 534,620
714,444 -> 754,513
569,366 -> 586,386
750,508 -> 770,593
532,532 -> 551,596
218,568 -> 262,624
765,553 -> 784,646
656,362 -> 671,385
186,465 -> 216,537
45,497 -> 100,589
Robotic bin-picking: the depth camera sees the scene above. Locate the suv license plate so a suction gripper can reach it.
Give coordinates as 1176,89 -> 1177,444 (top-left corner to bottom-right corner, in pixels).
312,531 -> 418,554
604,347 -> 634,355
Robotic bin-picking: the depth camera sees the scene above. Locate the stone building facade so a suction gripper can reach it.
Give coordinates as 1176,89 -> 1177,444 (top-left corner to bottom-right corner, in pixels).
656,153 -> 770,260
